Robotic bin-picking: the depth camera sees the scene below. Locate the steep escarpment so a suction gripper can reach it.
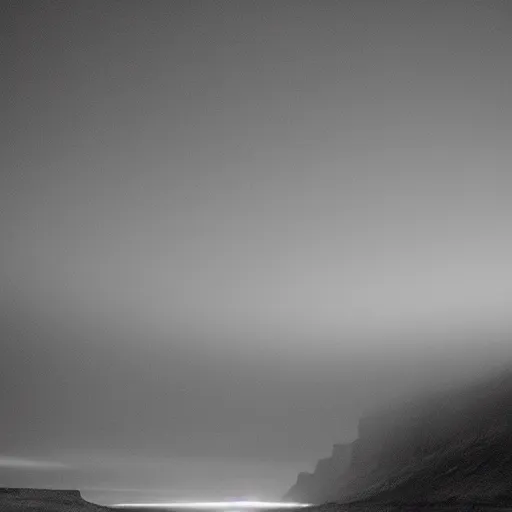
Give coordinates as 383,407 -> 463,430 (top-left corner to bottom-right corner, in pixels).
0,488 -> 112,511
284,443 -> 352,503
286,370 -> 512,506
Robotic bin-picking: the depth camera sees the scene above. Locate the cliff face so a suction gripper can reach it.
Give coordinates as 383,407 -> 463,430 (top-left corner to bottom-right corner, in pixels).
0,488 -> 111,511
285,370 -> 512,506
284,443 -> 352,502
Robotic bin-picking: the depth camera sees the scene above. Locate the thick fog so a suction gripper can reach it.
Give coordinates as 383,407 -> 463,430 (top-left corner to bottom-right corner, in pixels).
2,0 -> 512,503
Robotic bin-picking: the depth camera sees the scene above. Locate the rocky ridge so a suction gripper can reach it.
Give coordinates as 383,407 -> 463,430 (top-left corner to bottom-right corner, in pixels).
285,370 -> 512,507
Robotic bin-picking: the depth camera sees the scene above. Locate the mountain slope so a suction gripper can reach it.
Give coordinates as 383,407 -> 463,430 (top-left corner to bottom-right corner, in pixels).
285,370 -> 512,506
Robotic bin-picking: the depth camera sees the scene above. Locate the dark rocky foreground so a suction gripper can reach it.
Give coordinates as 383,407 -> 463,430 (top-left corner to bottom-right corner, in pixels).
305,504 -> 512,512
1,490 -> 512,512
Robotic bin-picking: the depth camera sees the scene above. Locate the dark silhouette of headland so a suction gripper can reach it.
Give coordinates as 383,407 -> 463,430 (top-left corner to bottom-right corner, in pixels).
285,369 -> 512,510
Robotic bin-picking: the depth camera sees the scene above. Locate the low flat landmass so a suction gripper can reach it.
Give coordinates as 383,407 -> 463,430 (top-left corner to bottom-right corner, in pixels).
0,488 -> 112,512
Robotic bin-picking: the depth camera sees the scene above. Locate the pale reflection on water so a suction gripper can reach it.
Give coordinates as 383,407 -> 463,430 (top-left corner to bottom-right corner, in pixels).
114,502 -> 311,510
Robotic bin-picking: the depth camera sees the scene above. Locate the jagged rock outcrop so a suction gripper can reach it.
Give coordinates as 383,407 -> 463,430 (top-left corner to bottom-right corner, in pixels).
0,488 -> 112,511
285,370 -> 512,506
284,443 -> 352,502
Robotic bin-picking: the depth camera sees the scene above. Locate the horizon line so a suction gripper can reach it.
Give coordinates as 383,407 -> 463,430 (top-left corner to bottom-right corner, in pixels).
113,501 -> 312,509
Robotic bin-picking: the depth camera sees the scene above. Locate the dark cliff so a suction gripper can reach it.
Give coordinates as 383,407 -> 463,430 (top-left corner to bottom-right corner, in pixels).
284,443 -> 352,502
285,370 -> 512,506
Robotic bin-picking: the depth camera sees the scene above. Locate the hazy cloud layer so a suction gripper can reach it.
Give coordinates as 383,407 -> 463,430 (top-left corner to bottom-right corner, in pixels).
0,456 -> 67,470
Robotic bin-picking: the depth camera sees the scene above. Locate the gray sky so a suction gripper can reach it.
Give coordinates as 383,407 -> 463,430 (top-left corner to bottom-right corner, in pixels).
2,0 -> 512,504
